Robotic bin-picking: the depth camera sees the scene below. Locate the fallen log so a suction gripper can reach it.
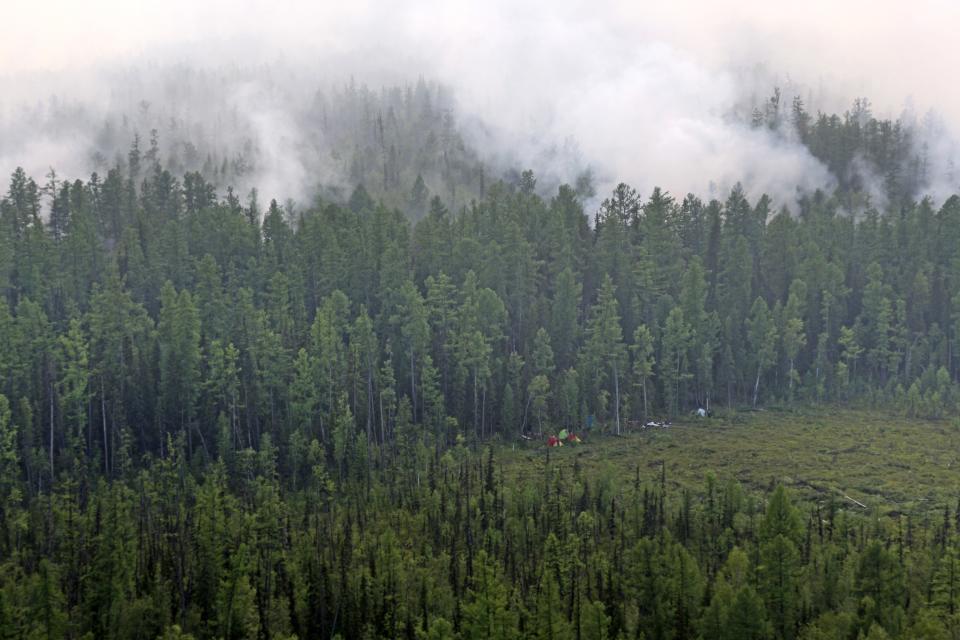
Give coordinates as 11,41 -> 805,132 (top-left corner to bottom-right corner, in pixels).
843,493 -> 867,509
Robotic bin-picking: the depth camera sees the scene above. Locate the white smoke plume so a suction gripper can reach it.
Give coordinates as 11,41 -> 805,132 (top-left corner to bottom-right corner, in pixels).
2,0 -> 959,210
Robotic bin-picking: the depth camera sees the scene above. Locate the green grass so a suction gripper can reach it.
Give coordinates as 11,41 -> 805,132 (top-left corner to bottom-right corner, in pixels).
497,408 -> 960,515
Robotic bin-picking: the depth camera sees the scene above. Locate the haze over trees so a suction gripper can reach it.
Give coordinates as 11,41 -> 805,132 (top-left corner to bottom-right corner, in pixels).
1,84 -> 960,638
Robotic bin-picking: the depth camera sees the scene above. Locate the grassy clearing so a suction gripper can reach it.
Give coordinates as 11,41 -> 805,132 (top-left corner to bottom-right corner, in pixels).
497,408 -> 960,515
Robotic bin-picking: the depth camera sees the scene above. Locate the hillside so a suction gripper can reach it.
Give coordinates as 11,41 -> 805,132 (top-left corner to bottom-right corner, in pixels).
3,86 -> 960,639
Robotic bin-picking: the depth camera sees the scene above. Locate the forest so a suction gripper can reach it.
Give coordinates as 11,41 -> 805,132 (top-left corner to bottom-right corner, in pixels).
1,85 -> 960,639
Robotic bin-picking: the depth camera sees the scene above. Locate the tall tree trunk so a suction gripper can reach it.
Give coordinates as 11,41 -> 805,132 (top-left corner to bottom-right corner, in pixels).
613,361 -> 621,436
49,380 -> 55,486
185,407 -> 192,454
521,393 -> 533,435
410,349 -> 417,423
101,377 -> 109,476
641,378 -> 648,421
231,393 -> 240,450
473,369 -> 479,441
788,358 -> 795,401
366,368 -> 373,444
675,352 -> 682,416
753,366 -> 762,407
379,391 -> 386,457
481,385 -> 486,440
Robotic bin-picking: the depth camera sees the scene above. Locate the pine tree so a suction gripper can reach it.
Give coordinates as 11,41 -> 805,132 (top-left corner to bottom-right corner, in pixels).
531,328 -> 556,379
748,297 -> 778,407
533,569 -> 573,640
57,318 -> 89,468
461,550 -> 519,640
759,486 -> 803,640
158,282 -> 201,452
550,267 -> 582,370
0,394 -> 24,555
631,325 -> 655,419
662,308 -> 692,417
581,275 -> 626,434
933,539 -> 960,616
860,263 -> 893,380
781,280 -> 807,403
393,281 -> 430,423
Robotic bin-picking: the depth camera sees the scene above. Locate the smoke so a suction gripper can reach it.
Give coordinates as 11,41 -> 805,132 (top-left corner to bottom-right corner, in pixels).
2,0 -> 959,210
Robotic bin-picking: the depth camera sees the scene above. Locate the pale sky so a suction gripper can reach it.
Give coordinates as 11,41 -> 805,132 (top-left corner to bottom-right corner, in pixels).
4,0 -> 957,119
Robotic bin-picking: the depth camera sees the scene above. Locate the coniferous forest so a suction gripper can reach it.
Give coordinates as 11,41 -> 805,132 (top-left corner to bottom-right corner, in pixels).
2,84 -> 960,639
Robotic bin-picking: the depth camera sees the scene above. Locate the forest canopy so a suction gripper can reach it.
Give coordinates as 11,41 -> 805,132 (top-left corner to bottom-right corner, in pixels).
1,82 -> 960,639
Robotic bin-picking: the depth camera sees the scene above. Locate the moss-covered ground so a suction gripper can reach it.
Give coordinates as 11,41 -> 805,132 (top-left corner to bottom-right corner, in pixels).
497,408 -> 960,516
